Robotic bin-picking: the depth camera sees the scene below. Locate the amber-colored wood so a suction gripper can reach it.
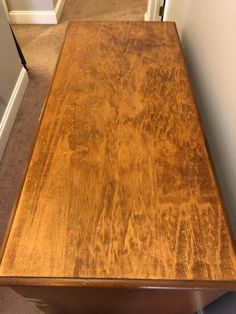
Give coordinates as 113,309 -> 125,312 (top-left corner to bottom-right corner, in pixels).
0,22 -> 236,288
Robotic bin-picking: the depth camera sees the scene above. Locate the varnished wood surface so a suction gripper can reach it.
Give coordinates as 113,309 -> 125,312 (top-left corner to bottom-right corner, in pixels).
0,21 -> 236,284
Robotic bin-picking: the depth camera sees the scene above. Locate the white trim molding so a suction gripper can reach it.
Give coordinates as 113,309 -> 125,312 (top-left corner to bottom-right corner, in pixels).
0,67 -> 29,160
2,0 -> 10,22
55,0 -> 65,22
9,0 -> 65,24
146,0 -> 163,21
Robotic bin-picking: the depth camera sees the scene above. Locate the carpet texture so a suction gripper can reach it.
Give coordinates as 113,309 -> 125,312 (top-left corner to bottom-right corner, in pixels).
0,0 -> 146,313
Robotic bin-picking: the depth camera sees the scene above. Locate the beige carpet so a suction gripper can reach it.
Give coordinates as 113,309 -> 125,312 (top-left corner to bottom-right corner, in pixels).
0,0 -> 146,313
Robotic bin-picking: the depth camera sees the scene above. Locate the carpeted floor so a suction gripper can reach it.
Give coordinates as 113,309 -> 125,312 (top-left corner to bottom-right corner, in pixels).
0,0 -> 146,313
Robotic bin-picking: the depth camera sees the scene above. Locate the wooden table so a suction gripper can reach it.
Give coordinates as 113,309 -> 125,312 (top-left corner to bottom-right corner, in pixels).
0,21 -> 236,314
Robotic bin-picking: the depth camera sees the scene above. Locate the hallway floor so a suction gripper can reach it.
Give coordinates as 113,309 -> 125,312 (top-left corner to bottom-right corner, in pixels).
0,1 -> 146,313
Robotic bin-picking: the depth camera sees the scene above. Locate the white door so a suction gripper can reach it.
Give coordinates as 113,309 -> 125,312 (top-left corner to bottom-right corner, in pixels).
147,0 -> 236,240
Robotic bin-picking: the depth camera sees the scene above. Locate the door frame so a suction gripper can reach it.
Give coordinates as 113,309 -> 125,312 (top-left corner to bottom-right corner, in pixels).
145,0 -> 163,21
2,0 -> 10,22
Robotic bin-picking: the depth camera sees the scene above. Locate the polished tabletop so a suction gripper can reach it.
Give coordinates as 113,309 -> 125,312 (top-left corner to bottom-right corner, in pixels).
0,21 -> 236,287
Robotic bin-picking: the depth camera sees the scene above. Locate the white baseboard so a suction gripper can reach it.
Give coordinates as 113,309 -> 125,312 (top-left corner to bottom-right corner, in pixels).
0,67 -> 29,161
9,0 -> 65,24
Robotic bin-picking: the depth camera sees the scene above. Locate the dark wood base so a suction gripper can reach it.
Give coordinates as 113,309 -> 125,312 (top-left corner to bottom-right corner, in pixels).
14,286 -> 225,314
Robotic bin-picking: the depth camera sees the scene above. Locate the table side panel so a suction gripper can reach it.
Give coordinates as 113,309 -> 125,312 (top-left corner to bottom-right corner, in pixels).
14,286 -> 226,314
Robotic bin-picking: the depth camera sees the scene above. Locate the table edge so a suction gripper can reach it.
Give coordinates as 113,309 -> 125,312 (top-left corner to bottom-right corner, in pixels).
0,23 -> 71,264
0,277 -> 235,290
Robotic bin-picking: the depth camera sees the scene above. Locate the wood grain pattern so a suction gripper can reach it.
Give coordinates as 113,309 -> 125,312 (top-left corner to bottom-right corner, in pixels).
0,21 -> 236,284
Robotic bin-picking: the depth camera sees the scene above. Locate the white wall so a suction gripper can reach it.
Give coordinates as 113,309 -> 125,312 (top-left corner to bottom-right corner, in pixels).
0,1 -> 22,115
0,1 -> 28,159
164,0 -> 236,240
5,0 -> 64,24
6,0 -> 57,11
